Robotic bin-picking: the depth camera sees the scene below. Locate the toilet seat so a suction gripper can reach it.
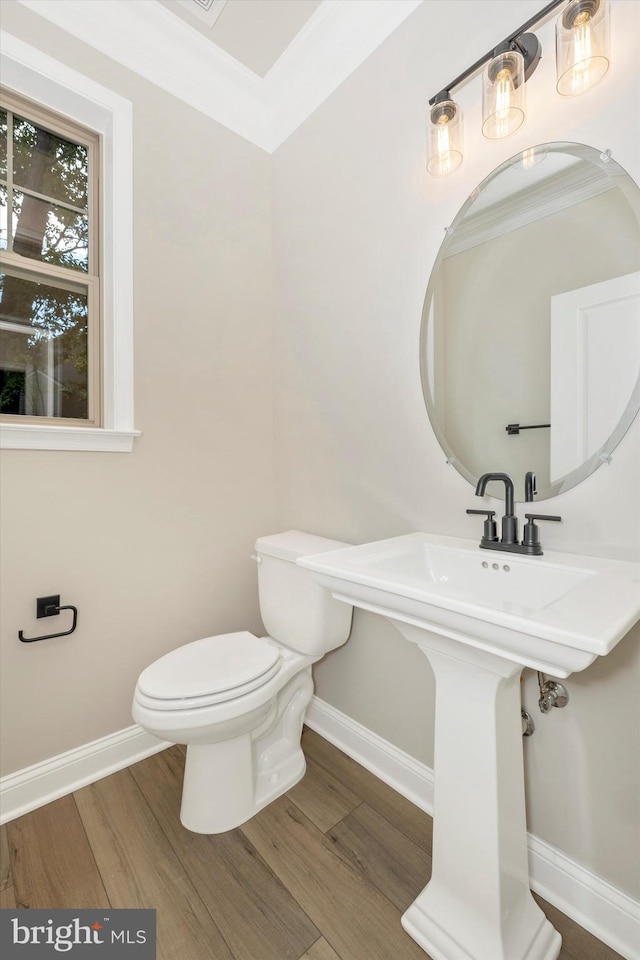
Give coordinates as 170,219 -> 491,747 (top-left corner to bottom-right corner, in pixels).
135,631 -> 282,711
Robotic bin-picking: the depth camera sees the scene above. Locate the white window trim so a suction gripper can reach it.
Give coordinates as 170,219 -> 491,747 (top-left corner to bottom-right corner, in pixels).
0,32 -> 139,452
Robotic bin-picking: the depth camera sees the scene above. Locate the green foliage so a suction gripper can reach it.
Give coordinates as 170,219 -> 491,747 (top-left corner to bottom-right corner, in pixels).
0,107 -> 91,418
0,369 -> 24,413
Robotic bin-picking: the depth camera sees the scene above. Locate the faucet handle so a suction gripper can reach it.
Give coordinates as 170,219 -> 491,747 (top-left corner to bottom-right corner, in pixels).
466,509 -> 498,543
523,513 -> 561,549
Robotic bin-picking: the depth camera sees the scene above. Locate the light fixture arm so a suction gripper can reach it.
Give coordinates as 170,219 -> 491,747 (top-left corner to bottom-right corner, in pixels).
428,0 -> 565,105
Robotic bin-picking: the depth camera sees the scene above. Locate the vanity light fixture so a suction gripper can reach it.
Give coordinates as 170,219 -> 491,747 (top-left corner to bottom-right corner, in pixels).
482,35 -> 540,140
427,91 -> 464,177
426,0 -> 611,176
556,0 -> 610,95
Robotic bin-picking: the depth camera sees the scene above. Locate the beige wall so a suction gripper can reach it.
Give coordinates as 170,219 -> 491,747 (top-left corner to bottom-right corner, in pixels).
272,0 -> 640,897
0,3 -> 275,773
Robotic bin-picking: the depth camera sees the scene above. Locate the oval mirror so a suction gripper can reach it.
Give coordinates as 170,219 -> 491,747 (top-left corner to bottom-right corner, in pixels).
421,142 -> 640,502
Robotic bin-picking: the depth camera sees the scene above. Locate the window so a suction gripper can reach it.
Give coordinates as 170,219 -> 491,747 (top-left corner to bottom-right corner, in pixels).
1,92 -> 100,425
0,34 -> 136,452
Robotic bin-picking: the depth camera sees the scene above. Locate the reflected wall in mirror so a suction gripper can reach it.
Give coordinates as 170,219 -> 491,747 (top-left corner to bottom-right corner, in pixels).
421,142 -> 640,502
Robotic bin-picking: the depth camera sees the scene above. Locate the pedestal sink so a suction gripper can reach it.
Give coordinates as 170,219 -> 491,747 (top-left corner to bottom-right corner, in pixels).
298,533 -> 640,960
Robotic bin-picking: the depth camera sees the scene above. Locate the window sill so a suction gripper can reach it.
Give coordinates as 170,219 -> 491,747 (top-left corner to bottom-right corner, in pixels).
0,423 -> 141,452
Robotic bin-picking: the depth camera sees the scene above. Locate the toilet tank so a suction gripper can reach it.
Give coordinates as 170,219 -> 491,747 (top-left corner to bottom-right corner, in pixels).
254,530 -> 353,656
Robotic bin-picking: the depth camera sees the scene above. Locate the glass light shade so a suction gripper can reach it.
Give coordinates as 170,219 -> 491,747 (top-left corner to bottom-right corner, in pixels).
556,0 -> 610,96
427,99 -> 463,177
482,49 -> 525,140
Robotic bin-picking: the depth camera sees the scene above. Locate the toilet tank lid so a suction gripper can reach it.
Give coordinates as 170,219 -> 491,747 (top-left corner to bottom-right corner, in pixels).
255,530 -> 348,562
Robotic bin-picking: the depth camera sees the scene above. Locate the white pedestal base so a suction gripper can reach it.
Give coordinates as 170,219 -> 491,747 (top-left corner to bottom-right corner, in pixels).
394,623 -> 562,960
402,897 -> 561,960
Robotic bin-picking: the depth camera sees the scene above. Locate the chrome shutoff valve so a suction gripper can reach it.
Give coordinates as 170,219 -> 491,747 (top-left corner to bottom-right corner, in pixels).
537,672 -> 569,714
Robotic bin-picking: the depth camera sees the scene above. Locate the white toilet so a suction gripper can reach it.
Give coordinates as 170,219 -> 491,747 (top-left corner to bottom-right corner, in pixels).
132,530 -> 352,834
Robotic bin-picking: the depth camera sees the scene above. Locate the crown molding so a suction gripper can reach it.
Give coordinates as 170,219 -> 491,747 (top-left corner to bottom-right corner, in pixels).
18,0 -> 270,147
17,0 -> 423,153
263,0 -> 423,151
445,160 -> 618,257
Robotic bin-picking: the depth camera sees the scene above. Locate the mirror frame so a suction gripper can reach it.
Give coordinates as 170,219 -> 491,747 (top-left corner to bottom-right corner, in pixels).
420,142 -> 640,501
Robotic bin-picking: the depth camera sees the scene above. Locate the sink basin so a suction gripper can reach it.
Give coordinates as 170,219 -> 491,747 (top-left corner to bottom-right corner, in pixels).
298,532 -> 640,677
298,533 -> 640,960
357,538 -> 591,609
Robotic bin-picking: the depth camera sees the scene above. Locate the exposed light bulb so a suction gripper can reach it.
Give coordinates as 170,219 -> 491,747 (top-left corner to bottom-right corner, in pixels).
569,12 -> 596,92
494,68 -> 516,136
427,98 -> 463,177
482,49 -> 525,140
556,0 -> 610,96
572,11 -> 593,61
436,116 -> 453,171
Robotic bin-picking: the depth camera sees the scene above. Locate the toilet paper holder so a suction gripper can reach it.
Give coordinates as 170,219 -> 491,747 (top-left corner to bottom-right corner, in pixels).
18,595 -> 78,643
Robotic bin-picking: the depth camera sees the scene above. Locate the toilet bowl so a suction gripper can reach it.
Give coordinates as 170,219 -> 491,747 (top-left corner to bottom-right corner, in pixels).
133,531 -> 352,834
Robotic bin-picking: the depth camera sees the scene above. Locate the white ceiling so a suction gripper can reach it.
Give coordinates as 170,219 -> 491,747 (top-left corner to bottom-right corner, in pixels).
159,0 -> 324,77
15,0 -> 423,152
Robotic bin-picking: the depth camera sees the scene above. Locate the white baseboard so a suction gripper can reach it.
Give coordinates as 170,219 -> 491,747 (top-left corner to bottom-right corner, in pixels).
305,695 -> 640,960
0,725 -> 170,824
528,835 -> 640,960
305,695 -> 435,815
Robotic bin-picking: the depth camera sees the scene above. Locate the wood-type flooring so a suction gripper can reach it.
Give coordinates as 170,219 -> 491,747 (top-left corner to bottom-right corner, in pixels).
0,728 -> 623,960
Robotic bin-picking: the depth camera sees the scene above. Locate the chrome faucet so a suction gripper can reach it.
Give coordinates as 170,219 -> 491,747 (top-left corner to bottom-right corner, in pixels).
467,471 -> 561,556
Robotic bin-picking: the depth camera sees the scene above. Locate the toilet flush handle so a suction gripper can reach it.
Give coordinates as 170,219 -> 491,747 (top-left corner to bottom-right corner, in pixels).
250,554 -> 262,564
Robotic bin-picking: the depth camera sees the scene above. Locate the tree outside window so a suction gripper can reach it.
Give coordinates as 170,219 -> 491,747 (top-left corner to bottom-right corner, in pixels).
0,92 -> 100,424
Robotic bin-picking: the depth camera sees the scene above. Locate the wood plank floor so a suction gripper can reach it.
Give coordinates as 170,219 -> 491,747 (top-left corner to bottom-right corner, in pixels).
1,727 -> 623,960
